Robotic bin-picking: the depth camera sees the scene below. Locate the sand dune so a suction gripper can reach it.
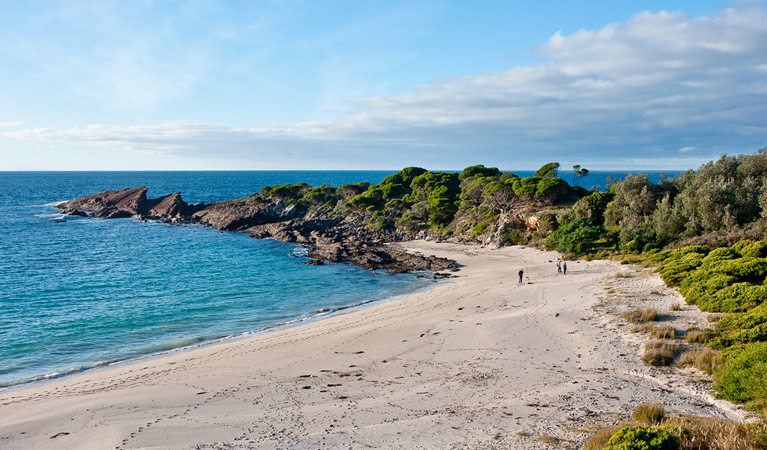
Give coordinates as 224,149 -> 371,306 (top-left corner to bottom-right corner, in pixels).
0,242 -> 744,449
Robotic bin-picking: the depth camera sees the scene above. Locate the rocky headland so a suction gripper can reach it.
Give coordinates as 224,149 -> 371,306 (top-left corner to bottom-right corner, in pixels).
57,186 -> 457,274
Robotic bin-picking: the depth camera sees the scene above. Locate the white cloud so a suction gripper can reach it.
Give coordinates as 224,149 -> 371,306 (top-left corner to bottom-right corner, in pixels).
3,5 -> 767,169
0,121 -> 24,127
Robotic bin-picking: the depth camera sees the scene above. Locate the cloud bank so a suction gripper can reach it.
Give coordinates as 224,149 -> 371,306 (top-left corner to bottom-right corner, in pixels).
4,6 -> 767,169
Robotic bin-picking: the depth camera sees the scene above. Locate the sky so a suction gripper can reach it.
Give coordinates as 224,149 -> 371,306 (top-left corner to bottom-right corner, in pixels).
0,0 -> 765,171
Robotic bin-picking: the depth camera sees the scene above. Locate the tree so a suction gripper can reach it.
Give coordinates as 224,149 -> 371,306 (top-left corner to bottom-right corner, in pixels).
534,162 -> 560,178
572,164 -> 590,186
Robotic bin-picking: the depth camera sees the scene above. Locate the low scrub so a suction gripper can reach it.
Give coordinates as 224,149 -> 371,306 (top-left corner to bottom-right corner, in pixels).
676,347 -> 721,374
632,323 -> 675,339
684,328 -> 712,344
715,342 -> 767,413
643,340 -> 680,366
623,308 -> 660,324
602,425 -> 682,450
652,324 -> 677,340
584,412 -> 766,450
664,415 -> 767,450
633,403 -> 666,425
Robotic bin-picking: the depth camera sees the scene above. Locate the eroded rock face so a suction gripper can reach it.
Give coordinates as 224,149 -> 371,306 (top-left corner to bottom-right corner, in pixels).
57,188 -> 457,274
58,187 -> 196,221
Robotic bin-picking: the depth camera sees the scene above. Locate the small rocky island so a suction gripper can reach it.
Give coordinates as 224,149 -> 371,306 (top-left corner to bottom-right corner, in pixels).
57,186 -> 458,274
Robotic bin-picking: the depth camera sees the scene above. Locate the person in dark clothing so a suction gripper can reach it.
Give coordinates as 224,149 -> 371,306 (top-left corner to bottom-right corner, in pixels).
563,262 -> 567,275
518,269 -> 524,284
557,261 -> 561,273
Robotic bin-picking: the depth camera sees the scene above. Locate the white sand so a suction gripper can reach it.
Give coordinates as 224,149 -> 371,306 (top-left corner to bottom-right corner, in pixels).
0,242 -> 744,449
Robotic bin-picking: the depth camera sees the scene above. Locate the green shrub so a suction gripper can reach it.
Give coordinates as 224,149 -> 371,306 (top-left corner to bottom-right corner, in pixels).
301,185 -> 338,206
534,162 -> 560,178
734,239 -> 767,258
535,177 -> 570,198
697,283 -> 767,313
715,303 -> 767,347
510,176 -> 541,196
266,182 -> 310,202
714,342 -> 767,412
716,257 -> 767,281
657,252 -> 707,286
459,164 -> 499,180
604,425 -> 682,450
473,221 -> 489,235
537,212 -> 557,235
544,217 -> 605,255
337,182 -> 370,199
379,166 -> 427,187
499,229 -> 528,246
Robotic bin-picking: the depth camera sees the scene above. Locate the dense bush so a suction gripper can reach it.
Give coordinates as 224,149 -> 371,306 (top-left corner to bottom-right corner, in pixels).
715,303 -> 767,347
262,182 -> 310,202
535,177 -> 570,198
715,342 -> 767,412
301,185 -> 337,206
568,191 -> 614,226
459,164 -> 499,180
337,182 -> 370,200
544,217 -> 605,255
603,425 -> 682,450
534,162 -> 560,178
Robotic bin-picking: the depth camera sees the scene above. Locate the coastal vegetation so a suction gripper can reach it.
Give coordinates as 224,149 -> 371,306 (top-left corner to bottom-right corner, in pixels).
60,148 -> 767,445
584,404 -> 765,450
255,149 -> 767,443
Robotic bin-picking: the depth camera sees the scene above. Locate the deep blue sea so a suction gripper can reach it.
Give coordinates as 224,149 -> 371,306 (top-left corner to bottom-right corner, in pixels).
0,170 -> 678,388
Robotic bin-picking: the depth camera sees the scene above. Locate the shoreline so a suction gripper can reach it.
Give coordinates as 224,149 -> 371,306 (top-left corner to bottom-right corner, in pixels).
0,267 -> 447,394
0,241 -> 744,449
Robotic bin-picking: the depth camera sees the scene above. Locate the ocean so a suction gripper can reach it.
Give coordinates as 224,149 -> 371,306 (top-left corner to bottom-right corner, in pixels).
0,170 -> 678,388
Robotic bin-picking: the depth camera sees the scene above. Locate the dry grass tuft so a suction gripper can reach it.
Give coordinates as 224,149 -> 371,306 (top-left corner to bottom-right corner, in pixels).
676,347 -> 722,374
534,435 -> 560,445
685,329 -> 710,344
614,271 -> 634,278
665,415 -> 767,450
670,303 -> 682,311
623,308 -> 660,324
632,323 -> 656,334
632,324 -> 678,339
642,340 -> 680,366
707,313 -> 725,323
582,425 -> 622,450
652,324 -> 677,339
632,403 -> 666,425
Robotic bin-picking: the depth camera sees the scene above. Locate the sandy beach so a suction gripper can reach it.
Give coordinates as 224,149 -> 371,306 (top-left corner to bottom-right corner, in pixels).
0,242 -> 745,449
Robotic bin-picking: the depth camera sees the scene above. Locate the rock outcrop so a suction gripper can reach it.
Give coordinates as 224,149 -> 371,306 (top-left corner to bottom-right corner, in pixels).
57,188 -> 457,274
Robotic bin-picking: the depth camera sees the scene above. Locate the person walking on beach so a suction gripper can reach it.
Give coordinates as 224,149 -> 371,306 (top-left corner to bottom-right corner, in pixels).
557,261 -> 561,273
563,262 -> 567,275
518,269 -> 524,284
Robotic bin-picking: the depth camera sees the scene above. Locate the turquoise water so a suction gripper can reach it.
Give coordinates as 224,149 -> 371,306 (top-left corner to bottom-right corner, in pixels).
0,170 -> 677,388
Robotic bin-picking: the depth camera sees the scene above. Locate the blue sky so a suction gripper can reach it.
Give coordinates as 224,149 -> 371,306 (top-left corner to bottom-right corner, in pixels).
1,0 -> 765,170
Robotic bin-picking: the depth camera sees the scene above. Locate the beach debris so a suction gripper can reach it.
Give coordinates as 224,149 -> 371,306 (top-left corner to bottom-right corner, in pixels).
49,432 -> 69,439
